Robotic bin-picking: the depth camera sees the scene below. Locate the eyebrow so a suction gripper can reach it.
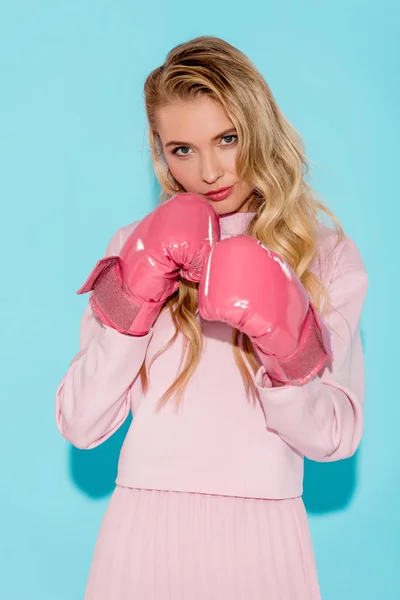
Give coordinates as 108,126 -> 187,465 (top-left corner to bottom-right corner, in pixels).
164,128 -> 237,148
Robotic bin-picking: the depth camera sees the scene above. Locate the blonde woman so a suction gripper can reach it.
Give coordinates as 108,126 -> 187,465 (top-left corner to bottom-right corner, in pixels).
56,36 -> 368,599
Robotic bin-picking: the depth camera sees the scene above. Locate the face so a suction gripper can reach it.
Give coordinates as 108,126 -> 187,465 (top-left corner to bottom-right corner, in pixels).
155,96 -> 254,215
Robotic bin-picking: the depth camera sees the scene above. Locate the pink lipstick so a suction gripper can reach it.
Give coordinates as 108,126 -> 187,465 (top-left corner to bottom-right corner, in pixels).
204,185 -> 234,202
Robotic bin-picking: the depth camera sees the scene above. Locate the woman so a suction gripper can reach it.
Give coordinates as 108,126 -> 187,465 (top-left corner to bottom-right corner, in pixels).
56,36 -> 368,599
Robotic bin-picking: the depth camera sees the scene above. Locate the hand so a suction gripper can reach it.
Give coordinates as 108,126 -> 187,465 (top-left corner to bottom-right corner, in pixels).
78,193 -> 220,336
198,234 -> 333,385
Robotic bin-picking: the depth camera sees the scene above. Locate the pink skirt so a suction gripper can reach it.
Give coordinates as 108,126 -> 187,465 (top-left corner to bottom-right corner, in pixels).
85,486 -> 321,600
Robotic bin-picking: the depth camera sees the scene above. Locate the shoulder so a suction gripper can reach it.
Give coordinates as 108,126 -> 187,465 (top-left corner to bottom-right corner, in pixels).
311,222 -> 367,284
104,221 -> 140,257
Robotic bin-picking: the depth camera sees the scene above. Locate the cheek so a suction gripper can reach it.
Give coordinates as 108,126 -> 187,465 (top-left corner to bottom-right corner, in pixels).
221,147 -> 238,174
168,159 -> 198,187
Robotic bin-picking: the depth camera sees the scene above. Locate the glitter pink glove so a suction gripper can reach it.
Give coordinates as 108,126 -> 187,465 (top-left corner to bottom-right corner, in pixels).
198,235 -> 333,385
77,193 -> 220,336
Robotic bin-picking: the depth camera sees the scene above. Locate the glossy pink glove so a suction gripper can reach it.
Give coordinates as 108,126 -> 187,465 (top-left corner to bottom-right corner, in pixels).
198,235 -> 333,385
77,193 -> 220,336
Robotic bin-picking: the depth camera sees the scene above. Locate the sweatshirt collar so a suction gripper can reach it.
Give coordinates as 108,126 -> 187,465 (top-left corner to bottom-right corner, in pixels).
219,211 -> 257,237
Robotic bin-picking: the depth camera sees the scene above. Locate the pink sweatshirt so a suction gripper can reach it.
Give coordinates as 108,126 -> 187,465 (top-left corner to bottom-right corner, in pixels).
55,211 -> 368,500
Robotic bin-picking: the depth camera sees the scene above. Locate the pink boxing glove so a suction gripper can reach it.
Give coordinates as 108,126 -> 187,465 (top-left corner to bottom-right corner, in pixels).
198,235 -> 333,385
78,193 -> 220,336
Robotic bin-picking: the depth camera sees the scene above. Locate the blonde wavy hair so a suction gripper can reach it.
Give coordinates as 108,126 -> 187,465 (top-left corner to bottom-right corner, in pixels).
140,35 -> 344,411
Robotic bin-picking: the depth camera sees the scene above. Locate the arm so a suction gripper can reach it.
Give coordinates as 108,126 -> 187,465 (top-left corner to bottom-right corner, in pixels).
56,194 -> 219,450
55,225 -> 153,450
255,238 -> 368,461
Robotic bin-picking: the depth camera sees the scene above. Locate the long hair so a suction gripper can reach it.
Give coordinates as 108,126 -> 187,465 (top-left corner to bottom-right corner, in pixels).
141,36 -> 344,411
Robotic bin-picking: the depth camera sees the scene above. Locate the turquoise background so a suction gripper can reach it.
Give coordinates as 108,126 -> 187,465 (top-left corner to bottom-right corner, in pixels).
1,1 -> 398,598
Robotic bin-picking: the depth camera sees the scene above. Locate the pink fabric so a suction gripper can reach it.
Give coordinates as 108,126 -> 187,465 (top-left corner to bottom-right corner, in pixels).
84,487 -> 321,600
56,211 -> 368,498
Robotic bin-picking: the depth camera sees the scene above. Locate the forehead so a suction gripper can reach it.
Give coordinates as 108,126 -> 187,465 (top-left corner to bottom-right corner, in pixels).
156,96 -> 234,143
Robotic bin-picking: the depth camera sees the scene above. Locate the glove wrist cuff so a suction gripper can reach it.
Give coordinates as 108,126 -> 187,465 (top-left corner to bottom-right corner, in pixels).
253,304 -> 333,386
77,256 -> 164,336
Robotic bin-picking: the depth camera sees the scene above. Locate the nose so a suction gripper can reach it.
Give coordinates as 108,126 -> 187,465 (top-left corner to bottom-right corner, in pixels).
200,151 -> 224,185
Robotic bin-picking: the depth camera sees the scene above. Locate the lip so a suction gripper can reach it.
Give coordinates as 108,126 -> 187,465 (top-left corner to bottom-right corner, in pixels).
204,185 -> 234,202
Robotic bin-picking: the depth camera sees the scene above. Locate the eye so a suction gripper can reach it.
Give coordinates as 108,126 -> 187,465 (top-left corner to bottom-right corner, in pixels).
220,134 -> 238,146
172,146 -> 192,156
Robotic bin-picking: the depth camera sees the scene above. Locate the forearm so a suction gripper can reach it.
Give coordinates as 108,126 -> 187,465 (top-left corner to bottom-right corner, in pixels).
257,364 -> 364,462
56,324 -> 152,449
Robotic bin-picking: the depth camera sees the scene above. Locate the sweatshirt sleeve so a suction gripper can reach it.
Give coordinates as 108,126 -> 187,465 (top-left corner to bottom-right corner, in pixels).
255,235 -> 369,462
55,224 -> 154,450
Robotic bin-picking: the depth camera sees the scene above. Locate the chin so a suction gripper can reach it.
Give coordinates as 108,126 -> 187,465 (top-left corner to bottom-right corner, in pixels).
207,197 -> 249,216
209,205 -> 235,216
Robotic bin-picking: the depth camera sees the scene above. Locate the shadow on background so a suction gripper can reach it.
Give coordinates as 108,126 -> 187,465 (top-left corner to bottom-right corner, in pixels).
70,416 -> 131,498
303,453 -> 358,513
